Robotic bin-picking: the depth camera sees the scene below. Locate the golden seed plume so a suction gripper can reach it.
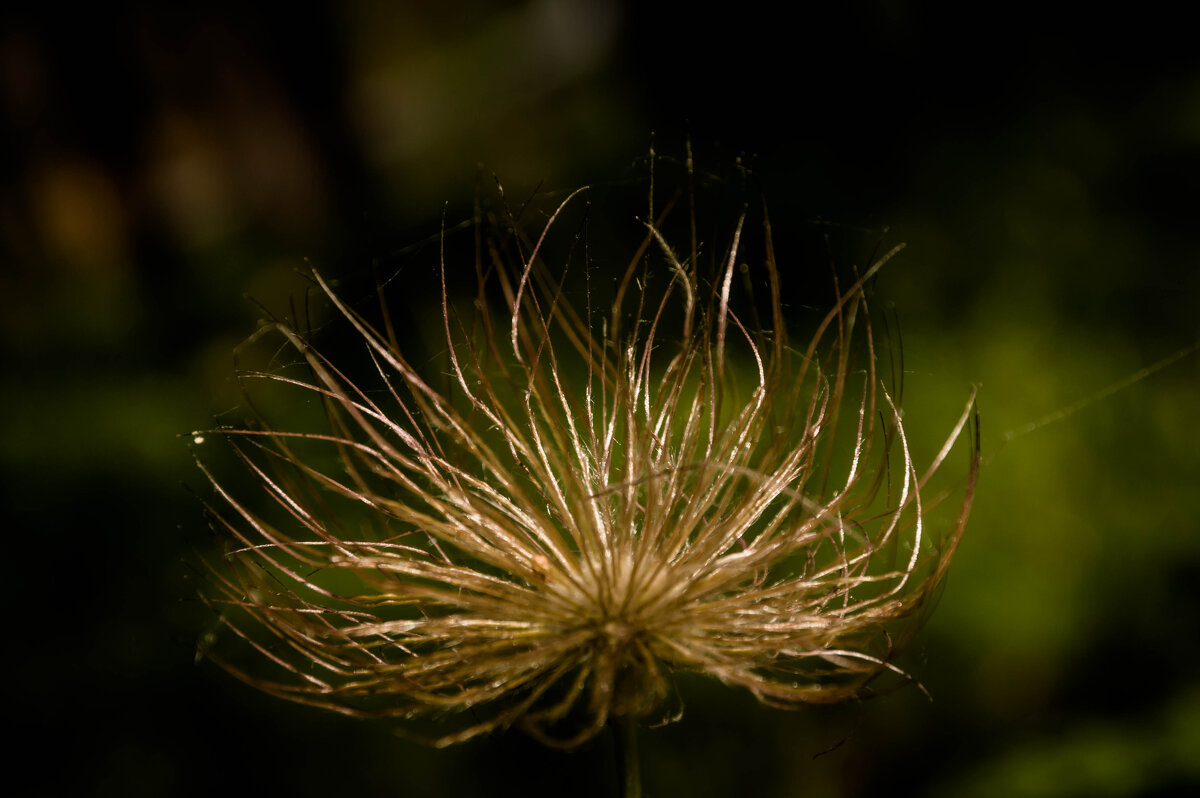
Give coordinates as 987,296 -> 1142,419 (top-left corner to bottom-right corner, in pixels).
195,167 -> 980,748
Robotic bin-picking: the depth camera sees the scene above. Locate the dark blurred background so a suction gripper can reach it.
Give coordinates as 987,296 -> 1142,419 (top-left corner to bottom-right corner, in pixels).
3,2 -> 1198,796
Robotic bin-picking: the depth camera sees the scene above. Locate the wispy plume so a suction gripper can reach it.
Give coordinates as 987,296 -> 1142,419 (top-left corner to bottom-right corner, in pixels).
195,161 -> 979,750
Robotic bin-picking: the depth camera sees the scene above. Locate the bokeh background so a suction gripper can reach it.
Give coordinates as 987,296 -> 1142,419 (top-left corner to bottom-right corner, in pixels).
3,2 -> 1198,796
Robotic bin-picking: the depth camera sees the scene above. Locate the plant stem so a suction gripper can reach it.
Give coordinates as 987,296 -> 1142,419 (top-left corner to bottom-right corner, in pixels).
615,714 -> 642,798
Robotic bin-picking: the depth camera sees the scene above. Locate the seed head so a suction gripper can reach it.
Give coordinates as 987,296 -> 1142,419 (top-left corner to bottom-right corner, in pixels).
196,179 -> 979,748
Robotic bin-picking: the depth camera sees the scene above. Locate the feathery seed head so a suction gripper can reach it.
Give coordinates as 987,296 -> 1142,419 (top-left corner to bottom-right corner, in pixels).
196,173 -> 980,748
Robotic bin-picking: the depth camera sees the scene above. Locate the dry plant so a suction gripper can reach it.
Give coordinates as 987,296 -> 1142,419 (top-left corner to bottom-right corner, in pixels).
193,158 -> 979,793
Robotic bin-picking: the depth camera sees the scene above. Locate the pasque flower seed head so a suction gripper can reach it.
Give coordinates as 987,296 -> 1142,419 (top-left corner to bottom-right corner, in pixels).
196,174 -> 979,748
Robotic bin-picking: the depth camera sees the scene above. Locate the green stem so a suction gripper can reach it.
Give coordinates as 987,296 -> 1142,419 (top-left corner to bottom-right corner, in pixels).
615,714 -> 642,798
